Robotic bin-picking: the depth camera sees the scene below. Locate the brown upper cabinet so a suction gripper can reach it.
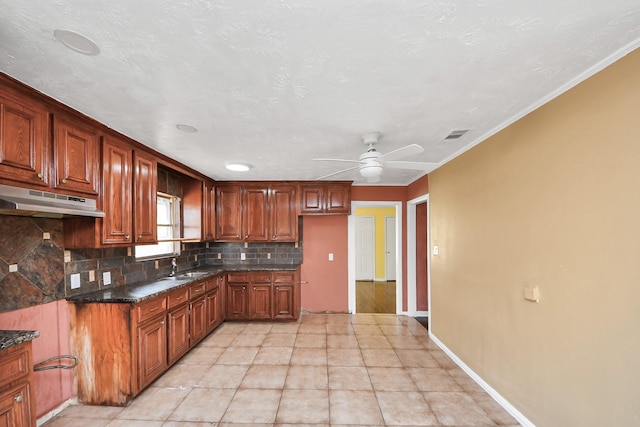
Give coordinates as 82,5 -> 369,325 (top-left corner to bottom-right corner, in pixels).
133,151 -> 158,244
53,113 -> 100,195
102,136 -> 133,245
202,180 -> 216,241
298,182 -> 351,215
0,85 -> 49,188
216,183 -> 298,242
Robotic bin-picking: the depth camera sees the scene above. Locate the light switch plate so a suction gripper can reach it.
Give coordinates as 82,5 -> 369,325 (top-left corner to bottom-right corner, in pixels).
433,245 -> 439,255
9,264 -> 18,273
240,253 -> 246,261
103,271 -> 111,286
328,253 -> 334,261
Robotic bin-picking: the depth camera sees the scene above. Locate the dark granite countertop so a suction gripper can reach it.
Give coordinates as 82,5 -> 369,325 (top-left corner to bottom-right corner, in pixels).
0,330 -> 40,351
67,264 -> 300,304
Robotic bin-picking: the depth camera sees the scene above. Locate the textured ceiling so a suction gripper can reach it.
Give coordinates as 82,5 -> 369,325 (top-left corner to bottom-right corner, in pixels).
1,1 -> 639,185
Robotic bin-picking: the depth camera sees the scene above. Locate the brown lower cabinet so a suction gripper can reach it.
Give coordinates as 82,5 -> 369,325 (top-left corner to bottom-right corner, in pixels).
225,270 -> 300,321
70,274 -> 224,406
0,342 -> 35,427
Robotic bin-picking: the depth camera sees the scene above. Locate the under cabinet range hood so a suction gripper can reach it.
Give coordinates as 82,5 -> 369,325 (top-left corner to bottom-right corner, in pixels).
0,184 -> 105,218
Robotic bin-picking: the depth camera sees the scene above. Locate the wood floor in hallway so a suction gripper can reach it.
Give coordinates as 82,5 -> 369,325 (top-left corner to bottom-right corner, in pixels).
356,280 -> 396,313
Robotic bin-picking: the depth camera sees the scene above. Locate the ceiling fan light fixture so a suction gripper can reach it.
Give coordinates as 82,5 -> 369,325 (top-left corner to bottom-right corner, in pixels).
225,162 -> 251,172
359,161 -> 383,178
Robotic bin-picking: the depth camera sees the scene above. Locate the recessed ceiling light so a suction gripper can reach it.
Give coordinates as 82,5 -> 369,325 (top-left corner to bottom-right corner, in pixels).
226,162 -> 251,172
53,29 -> 100,56
176,124 -> 198,133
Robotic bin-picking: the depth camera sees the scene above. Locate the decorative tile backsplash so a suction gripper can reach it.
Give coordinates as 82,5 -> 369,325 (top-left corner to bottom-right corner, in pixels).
0,216 -> 65,312
0,215 -> 304,311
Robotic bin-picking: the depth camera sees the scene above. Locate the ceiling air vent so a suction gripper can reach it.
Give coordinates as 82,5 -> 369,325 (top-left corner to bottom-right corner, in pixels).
444,129 -> 469,140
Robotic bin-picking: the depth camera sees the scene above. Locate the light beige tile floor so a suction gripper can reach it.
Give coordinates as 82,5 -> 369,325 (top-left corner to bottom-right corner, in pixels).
42,313 -> 521,427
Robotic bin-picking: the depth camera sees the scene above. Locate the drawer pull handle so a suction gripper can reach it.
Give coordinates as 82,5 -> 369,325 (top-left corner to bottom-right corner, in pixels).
14,395 -> 23,403
149,307 -> 159,312
176,296 -> 184,300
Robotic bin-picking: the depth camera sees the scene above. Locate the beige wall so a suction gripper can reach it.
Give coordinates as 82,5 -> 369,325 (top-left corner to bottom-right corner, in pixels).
429,49 -> 640,426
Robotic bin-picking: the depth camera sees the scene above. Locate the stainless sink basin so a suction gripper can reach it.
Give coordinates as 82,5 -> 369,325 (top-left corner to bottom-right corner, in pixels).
175,271 -> 210,278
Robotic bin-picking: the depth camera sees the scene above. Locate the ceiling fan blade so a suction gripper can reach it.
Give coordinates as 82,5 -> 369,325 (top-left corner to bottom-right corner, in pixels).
313,158 -> 360,164
378,144 -> 423,161
316,165 -> 359,180
385,160 -> 438,170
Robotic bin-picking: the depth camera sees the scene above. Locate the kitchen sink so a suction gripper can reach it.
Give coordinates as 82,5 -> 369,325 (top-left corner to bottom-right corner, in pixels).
175,271 -> 210,278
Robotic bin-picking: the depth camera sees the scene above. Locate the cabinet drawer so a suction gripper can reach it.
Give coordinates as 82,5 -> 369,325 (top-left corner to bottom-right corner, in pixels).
167,287 -> 189,309
0,347 -> 29,389
206,276 -> 221,291
226,272 -> 249,283
136,297 -> 167,323
272,272 -> 296,283
251,272 -> 271,283
189,281 -> 207,299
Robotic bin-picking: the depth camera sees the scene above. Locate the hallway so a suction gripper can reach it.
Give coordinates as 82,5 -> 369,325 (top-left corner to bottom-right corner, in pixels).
42,314 -> 520,426
356,280 -> 396,314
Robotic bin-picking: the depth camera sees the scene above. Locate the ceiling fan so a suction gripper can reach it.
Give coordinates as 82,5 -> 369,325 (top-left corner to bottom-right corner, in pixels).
313,132 -> 438,183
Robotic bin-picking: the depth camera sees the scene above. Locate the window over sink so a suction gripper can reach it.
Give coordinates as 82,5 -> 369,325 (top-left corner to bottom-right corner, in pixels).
135,192 -> 181,259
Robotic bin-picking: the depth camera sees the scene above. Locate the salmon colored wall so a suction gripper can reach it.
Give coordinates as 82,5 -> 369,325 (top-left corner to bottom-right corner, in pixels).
0,301 -> 74,419
408,174 -> 429,200
352,185 -> 408,201
355,207 -> 396,279
300,215 -> 349,312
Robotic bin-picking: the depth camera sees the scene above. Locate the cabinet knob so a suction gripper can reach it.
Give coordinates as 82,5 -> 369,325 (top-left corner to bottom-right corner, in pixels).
61,178 -> 67,184
138,234 -> 143,240
160,320 -> 165,325
273,235 -> 276,239
253,286 -> 256,290
14,395 -> 23,403
37,172 -> 44,180
125,235 -> 130,240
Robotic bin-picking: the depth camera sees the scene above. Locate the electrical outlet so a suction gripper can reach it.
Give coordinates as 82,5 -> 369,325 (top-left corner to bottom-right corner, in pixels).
240,253 -> 246,261
218,253 -> 222,259
195,254 -> 198,261
328,253 -> 334,261
70,273 -> 81,289
267,253 -> 271,259
9,264 -> 18,273
64,250 -> 71,263
89,270 -> 95,282
127,247 -> 132,256
154,260 -> 159,269
43,232 -> 51,240
103,271 -> 111,286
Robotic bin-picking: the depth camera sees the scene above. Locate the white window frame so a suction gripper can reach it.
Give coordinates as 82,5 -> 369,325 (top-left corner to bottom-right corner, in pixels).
135,192 -> 181,259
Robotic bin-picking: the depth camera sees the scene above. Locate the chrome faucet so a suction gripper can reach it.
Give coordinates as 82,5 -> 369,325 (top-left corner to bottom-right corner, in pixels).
170,258 -> 177,276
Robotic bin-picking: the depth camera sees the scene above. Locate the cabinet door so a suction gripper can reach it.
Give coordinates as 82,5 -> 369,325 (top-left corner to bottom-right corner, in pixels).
226,284 -> 248,320
216,185 -> 243,241
202,181 -> 216,241
298,185 -> 324,214
205,287 -> 221,333
53,115 -> 100,195
136,316 -> 168,390
273,285 -> 295,320
167,305 -> 189,365
325,184 -> 351,214
249,284 -> 272,319
0,383 -> 32,427
269,185 -> 297,241
190,297 -> 207,345
133,151 -> 157,244
102,138 -> 132,244
244,186 -> 269,241
0,90 -> 49,187
272,271 -> 298,320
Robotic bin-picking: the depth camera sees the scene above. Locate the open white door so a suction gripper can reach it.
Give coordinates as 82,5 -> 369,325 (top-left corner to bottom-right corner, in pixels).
385,216 -> 396,280
355,216 -> 374,280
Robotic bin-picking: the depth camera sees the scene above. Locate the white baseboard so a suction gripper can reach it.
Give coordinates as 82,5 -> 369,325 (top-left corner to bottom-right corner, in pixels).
37,397 -> 77,426
429,333 -> 535,427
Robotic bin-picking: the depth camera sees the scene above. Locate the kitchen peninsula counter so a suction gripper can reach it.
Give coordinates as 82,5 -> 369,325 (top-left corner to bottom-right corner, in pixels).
0,330 -> 39,351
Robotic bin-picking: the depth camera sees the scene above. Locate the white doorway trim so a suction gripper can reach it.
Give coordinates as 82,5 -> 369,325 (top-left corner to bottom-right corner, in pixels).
407,194 -> 430,318
348,201 -> 403,314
